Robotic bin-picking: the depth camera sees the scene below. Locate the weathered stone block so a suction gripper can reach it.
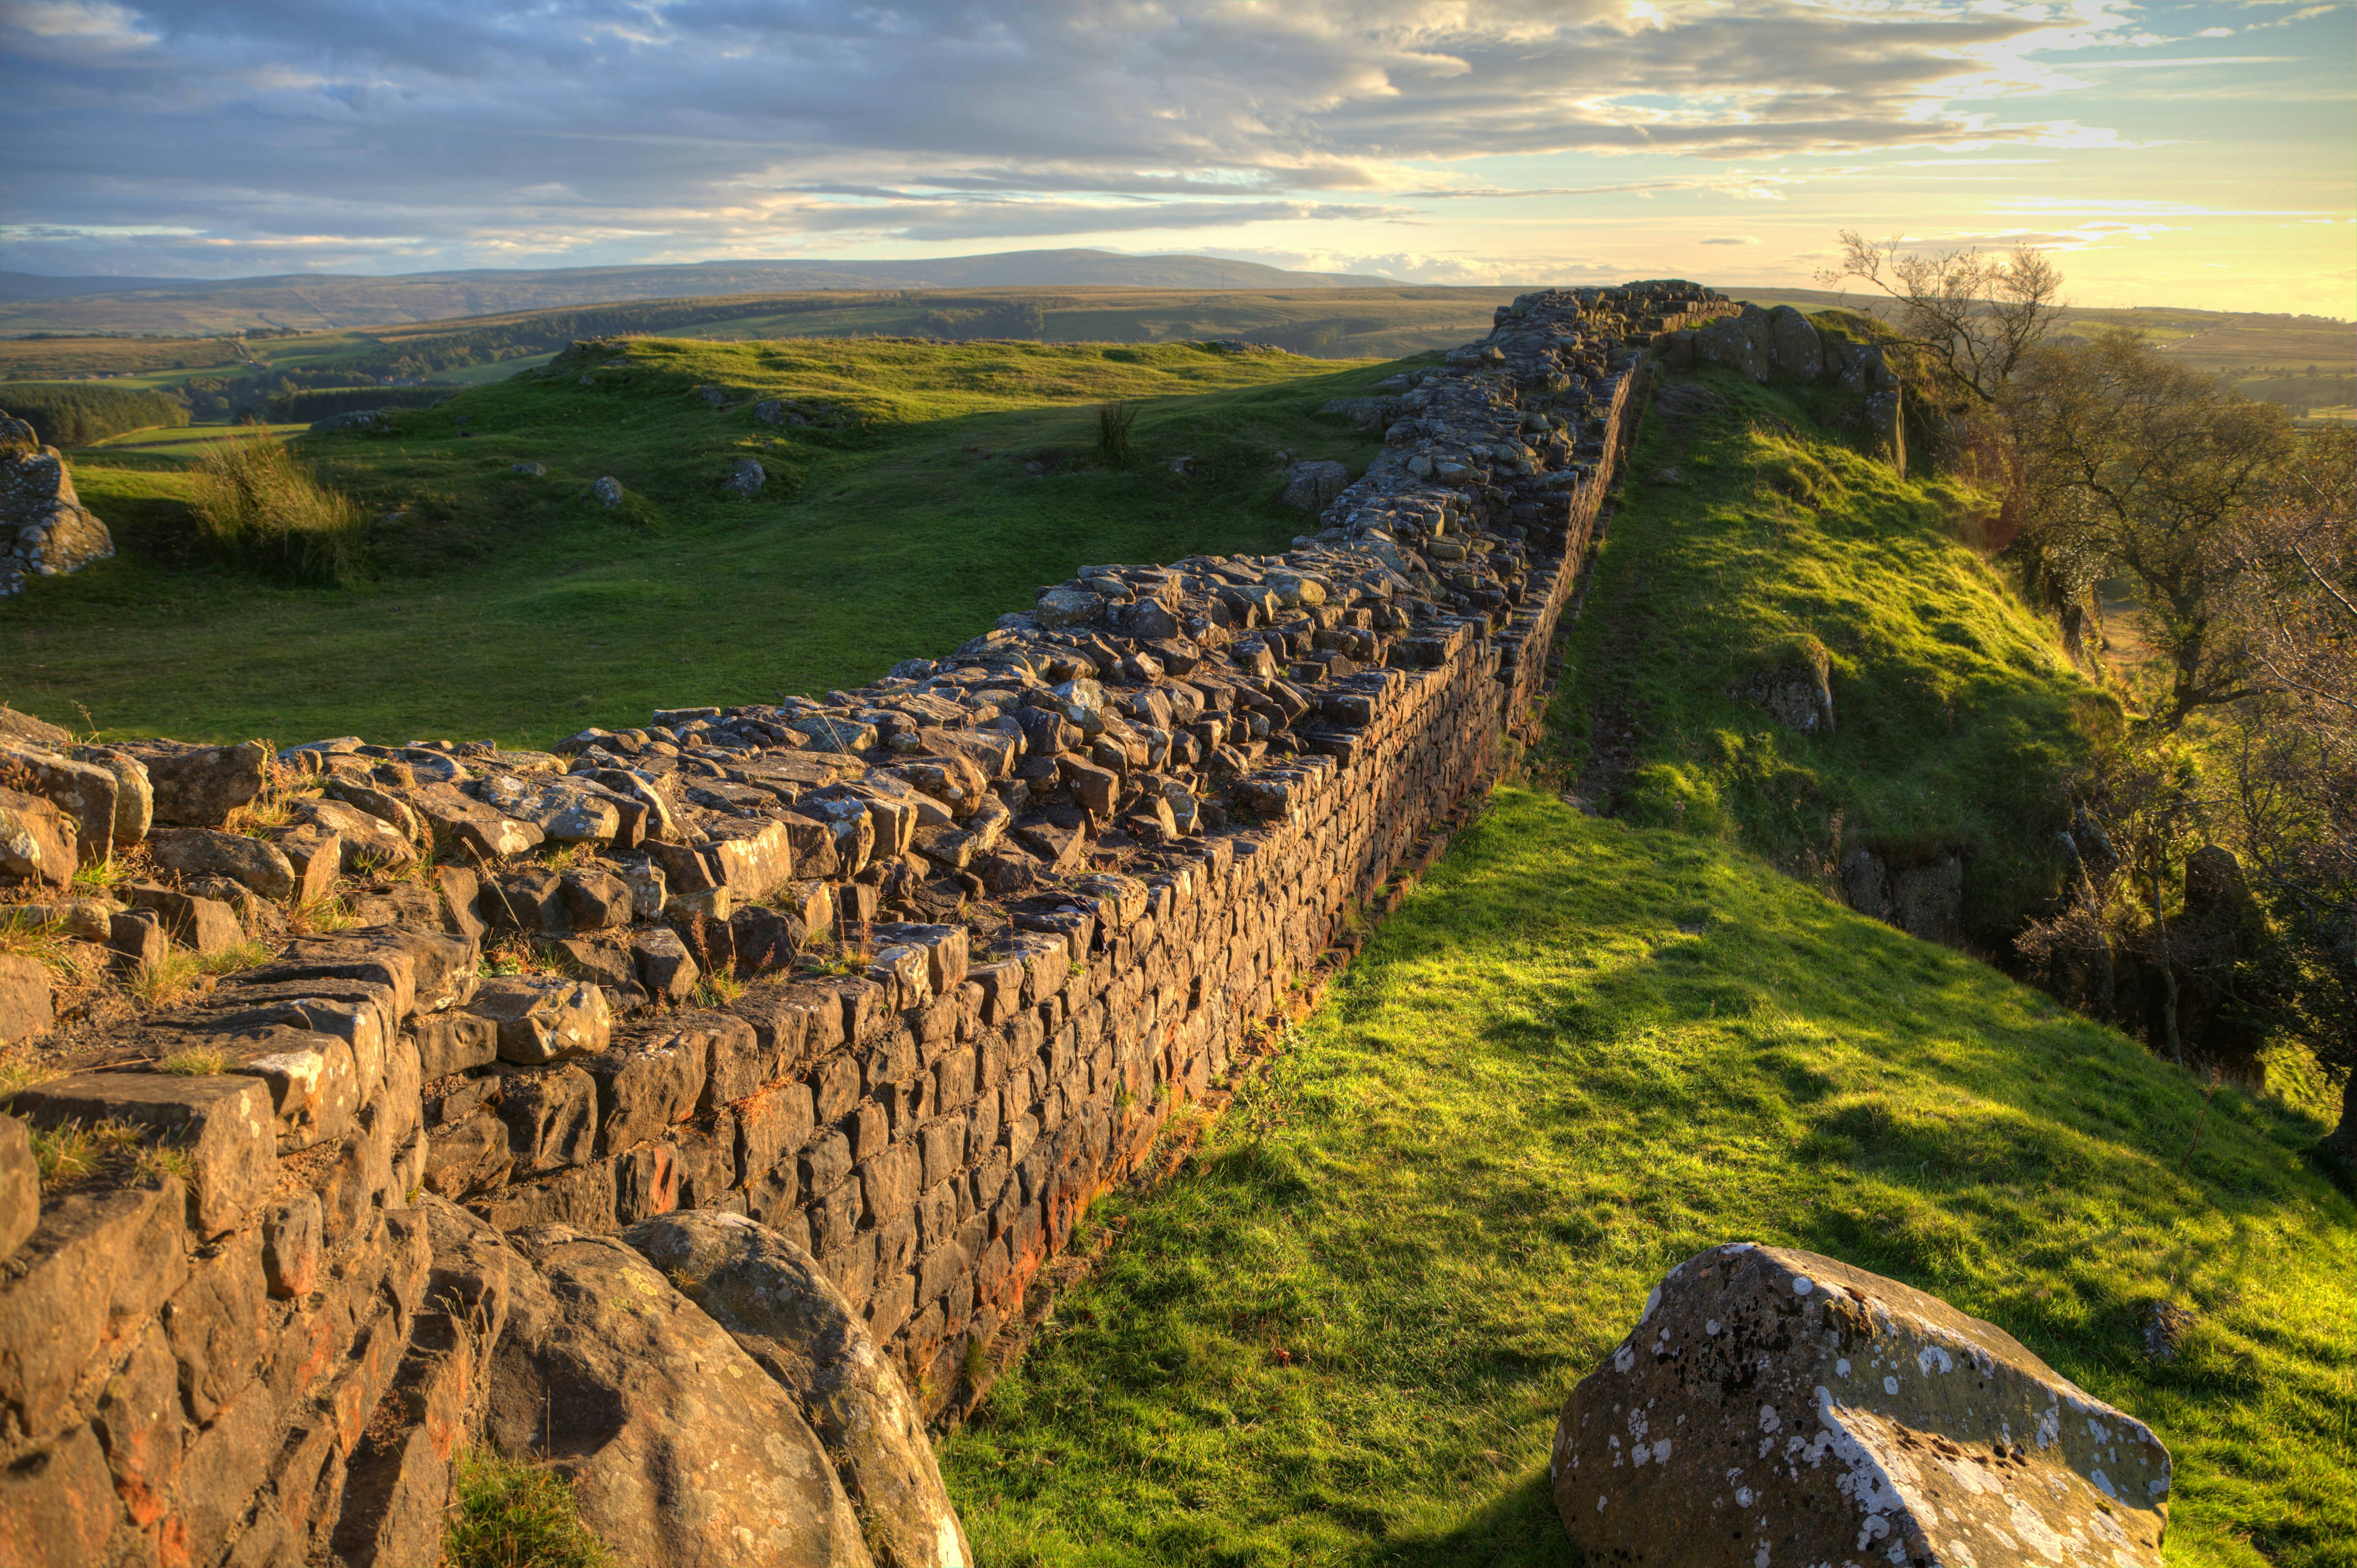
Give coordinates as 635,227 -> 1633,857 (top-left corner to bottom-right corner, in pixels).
1552,1243 -> 2171,1567
468,976 -> 611,1064
118,738 -> 269,829
9,1072 -> 271,1238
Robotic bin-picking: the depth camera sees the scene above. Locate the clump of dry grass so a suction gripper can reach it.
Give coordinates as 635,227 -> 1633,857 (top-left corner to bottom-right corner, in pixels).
187,424 -> 368,583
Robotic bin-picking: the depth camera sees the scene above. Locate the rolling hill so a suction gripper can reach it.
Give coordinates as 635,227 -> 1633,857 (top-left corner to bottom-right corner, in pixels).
0,249 -> 1403,335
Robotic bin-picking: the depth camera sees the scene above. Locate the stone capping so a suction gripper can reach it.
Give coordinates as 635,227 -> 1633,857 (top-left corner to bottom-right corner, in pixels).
0,280 -> 1728,1567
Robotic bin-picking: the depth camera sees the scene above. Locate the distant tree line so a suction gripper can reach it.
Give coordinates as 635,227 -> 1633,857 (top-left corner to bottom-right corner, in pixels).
262,386 -> 453,421
917,300 -> 1047,339
0,382 -> 188,446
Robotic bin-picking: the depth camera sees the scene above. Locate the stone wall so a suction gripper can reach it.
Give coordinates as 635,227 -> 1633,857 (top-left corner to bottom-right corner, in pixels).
0,280 -> 1730,1567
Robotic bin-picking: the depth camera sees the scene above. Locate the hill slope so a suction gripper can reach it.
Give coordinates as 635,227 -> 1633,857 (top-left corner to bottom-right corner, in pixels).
0,336 -> 1405,743
1550,360 -> 2096,949
0,249 -> 1402,334
938,789 -> 2355,1567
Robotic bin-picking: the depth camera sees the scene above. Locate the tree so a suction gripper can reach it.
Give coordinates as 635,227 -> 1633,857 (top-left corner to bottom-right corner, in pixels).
1819,232 -> 2064,404
2211,426 -> 2357,1167
2004,331 -> 2297,727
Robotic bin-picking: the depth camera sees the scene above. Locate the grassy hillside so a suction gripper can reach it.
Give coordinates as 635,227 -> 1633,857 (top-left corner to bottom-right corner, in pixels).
0,286 -> 1516,397
0,336 -> 1402,745
1548,364 -> 2101,948
939,789 -> 2357,1568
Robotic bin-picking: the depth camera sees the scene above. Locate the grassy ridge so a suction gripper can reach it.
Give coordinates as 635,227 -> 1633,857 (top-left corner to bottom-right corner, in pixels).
1548,365 -> 2100,946
0,337 -> 1397,744
940,791 -> 2356,1567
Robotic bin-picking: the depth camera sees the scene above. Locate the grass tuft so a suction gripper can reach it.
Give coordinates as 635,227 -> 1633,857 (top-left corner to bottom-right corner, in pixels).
157,1047 -> 229,1076
442,1449 -> 614,1568
186,423 -> 367,583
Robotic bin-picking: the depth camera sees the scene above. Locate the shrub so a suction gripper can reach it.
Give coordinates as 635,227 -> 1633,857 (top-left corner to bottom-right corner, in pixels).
186,425 -> 367,583
0,383 -> 190,447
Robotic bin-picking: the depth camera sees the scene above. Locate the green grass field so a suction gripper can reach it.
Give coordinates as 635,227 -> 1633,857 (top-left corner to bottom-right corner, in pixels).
940,788 -> 2356,1568
1,336 -> 1399,745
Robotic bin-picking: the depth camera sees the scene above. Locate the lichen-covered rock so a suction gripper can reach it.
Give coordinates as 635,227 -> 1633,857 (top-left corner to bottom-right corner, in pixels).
1552,1242 -> 2171,1567
627,1209 -> 973,1568
116,738 -> 270,828
0,424 -> 114,597
1739,638 -> 1835,736
484,1224 -> 875,1568
148,827 -> 297,900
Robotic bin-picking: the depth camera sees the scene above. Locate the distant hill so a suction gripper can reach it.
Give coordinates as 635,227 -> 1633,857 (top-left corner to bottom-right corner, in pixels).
0,250 -> 1404,335
0,273 -> 199,301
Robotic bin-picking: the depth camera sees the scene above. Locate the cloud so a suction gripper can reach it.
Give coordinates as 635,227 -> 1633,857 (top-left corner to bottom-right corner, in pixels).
1699,236 -> 1759,245
0,0 -> 2176,274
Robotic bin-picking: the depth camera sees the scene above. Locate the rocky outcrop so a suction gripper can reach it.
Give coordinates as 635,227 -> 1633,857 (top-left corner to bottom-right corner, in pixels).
485,1223 -> 874,1568
0,280 -> 1722,1566
1553,1242 -> 2171,1566
0,411 -> 114,597
1659,304 -> 1905,474
628,1210 -> 971,1568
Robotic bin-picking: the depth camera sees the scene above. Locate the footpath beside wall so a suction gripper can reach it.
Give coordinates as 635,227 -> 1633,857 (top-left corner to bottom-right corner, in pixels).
0,280 -> 1729,1568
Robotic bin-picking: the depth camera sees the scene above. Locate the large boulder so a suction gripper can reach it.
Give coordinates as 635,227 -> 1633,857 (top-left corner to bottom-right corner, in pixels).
484,1224 -> 875,1568
626,1210 -> 973,1568
1553,1242 -> 2171,1567
0,416 -> 114,597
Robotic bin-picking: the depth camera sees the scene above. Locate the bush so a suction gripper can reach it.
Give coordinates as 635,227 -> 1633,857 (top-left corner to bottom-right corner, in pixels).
0,383 -> 189,447
186,425 -> 367,583
443,1449 -> 613,1568
263,385 -> 455,422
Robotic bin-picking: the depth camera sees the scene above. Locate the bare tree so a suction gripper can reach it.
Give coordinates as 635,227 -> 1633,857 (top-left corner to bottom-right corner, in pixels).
2212,426 -> 2357,1167
1819,232 -> 2064,404
2004,330 -> 2298,727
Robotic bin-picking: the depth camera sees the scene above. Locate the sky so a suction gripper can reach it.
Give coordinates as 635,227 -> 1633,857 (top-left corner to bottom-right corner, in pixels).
1,0 -> 2351,316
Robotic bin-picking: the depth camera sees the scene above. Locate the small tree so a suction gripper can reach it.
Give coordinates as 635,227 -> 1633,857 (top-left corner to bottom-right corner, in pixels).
2005,331 -> 2297,727
1819,232 -> 2064,404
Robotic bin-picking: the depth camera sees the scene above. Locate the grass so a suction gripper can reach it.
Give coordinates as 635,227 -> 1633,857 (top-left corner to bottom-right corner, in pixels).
1547,364 -> 2104,945
442,1449 -> 614,1568
22,1116 -> 195,1190
2,336 -> 1401,746
939,789 -> 2357,1568
84,421 -> 313,454
186,425 -> 368,582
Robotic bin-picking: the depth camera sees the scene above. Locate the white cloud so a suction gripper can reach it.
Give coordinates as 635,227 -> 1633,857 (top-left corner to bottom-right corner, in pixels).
0,0 -> 2177,274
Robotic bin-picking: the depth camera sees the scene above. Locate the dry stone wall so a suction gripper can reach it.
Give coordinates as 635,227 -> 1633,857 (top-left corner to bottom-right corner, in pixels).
0,281 -> 1730,1568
